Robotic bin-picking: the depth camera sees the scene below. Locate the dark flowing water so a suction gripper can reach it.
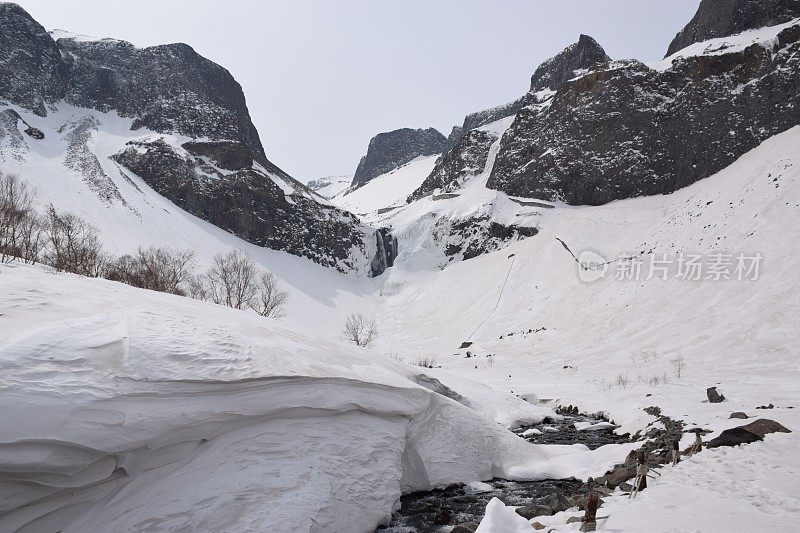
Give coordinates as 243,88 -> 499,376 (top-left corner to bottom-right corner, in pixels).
379,411 -> 629,532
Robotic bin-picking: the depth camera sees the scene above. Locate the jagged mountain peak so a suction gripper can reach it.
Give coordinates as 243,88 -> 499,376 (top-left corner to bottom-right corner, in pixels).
666,0 -> 800,56
529,33 -> 610,92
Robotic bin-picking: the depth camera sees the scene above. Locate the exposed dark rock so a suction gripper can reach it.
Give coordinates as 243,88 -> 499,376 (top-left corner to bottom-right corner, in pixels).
488,23 -> 800,205
515,504 -> 553,520
451,523 -> 479,533
440,34 -> 606,156
757,403 -> 775,409
739,418 -> 791,437
605,466 -> 636,489
444,97 -> 524,149
182,140 -> 253,171
409,129 -> 498,201
57,37 -> 267,166
0,4 -> 370,271
352,127 -> 447,187
0,3 -> 67,116
112,139 -> 366,271
707,387 -> 726,403
707,427 -> 763,448
23,126 -> 43,139
369,227 -> 397,277
530,34 -> 610,92
730,412 -> 749,419
445,218 -> 538,261
666,0 -> 800,56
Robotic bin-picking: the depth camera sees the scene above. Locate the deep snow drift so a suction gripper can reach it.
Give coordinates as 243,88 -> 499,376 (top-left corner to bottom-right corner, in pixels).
0,262 -> 639,532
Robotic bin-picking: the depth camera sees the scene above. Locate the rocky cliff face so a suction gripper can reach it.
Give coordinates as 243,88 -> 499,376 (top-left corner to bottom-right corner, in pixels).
0,3 -> 371,272
0,3 -> 66,115
352,127 -> 447,187
529,34 -> 610,91
488,22 -> 800,205
666,0 -> 800,56
409,129 -> 499,201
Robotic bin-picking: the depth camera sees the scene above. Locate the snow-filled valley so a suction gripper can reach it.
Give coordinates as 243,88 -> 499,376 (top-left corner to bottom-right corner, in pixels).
2,1 -> 800,532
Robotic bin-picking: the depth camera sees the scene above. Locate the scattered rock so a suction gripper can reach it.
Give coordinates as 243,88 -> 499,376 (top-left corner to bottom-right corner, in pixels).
739,419 -> 791,438
606,466 -> 636,489
566,516 -> 584,524
433,508 -> 452,525
451,523 -> 478,533
707,387 -> 726,403
515,504 -> 552,520
459,341 -> 473,349
531,522 -> 546,531
707,427 -> 763,448
618,482 -> 633,492
729,412 -> 748,419
24,126 -> 44,139
756,403 -> 775,409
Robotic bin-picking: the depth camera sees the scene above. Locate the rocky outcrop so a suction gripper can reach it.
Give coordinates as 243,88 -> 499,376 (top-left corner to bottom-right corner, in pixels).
112,139 -> 366,271
444,218 -> 538,261
352,128 -> 447,187
0,3 -> 66,116
666,0 -> 800,56
0,3 -> 371,272
443,35 -> 608,153
445,98 -> 525,150
409,129 -> 499,201
369,228 -> 397,277
529,34 -> 610,92
58,37 -> 267,166
488,22 -> 800,204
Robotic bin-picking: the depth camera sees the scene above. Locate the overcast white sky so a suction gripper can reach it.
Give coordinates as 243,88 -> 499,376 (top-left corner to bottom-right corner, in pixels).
14,0 -> 699,182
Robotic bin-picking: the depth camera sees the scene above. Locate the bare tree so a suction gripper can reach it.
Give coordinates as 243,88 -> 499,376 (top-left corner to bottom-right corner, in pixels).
105,246 -> 195,295
205,249 -> 258,309
185,273 -> 209,300
670,356 -> 686,379
251,270 -> 289,318
42,205 -> 105,276
0,173 -> 40,263
342,313 -> 378,347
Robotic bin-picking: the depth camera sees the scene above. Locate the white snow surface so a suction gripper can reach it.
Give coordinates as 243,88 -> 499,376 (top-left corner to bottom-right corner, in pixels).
331,155 -> 439,222
0,263 -> 637,532
0,76 -> 799,531
306,175 -> 352,199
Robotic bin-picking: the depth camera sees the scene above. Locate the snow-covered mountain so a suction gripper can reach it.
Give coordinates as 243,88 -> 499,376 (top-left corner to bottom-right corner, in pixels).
2,0 -> 800,531
351,127 -> 447,189
0,2 -> 373,273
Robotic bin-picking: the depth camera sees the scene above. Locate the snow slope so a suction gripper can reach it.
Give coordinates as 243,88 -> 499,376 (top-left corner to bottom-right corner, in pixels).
372,126 -> 800,530
0,263 -> 640,532
306,175 -> 352,199
331,155 -> 438,221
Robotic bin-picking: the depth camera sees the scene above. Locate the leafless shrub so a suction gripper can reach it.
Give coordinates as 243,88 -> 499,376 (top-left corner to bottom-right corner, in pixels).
670,356 -> 686,379
342,313 -> 378,347
185,273 -> 209,300
615,373 -> 630,388
414,355 -> 436,368
42,205 -> 105,276
106,246 -> 195,295
205,249 -> 259,309
250,270 -> 289,318
0,173 -> 41,263
648,375 -> 661,387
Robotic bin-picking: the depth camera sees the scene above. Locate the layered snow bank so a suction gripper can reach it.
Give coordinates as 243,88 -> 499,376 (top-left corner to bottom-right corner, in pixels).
0,264 -> 623,532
